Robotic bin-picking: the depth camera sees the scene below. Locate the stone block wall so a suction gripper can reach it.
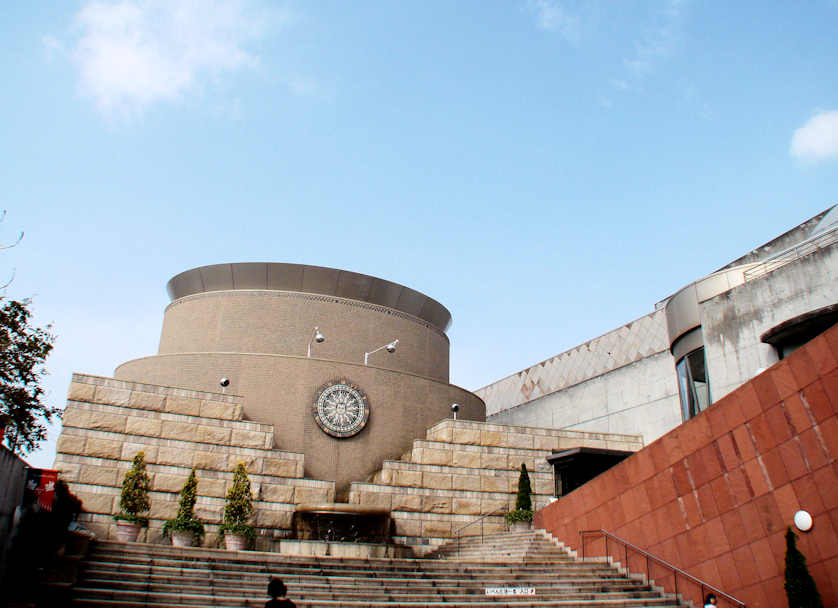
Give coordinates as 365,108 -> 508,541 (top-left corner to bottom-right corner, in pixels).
348,419 -> 643,554
55,374 -> 334,547
534,325 -> 838,608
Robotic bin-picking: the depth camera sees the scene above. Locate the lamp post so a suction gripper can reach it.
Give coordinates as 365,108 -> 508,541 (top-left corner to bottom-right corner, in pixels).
307,326 -> 326,357
364,339 -> 399,365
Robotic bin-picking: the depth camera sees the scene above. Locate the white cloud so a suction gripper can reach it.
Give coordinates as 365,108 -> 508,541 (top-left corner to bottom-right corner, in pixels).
790,110 -> 838,162
527,0 -> 580,42
66,0 -> 269,115
613,0 -> 687,92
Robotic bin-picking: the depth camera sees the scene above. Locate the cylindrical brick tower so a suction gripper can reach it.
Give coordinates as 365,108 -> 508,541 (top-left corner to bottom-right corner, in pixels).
115,263 -> 485,494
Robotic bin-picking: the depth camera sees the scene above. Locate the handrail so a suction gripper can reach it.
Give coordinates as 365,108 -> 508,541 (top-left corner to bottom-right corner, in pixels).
743,224 -> 837,281
580,529 -> 745,608
452,508 -> 506,557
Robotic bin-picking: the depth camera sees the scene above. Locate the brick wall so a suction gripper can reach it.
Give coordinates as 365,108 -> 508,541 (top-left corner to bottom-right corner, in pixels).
535,324 -> 838,608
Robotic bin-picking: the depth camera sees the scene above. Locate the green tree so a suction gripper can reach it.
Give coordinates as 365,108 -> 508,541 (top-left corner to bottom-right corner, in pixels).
163,470 -> 205,543
505,462 -> 534,524
0,298 -> 56,455
784,527 -> 823,608
115,451 -> 151,526
220,462 -> 254,539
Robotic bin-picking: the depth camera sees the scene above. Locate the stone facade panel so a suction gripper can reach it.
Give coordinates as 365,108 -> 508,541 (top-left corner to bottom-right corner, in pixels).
165,397 -> 202,416
122,443 -> 158,463
422,520 -> 452,537
153,473 -> 186,493
75,492 -> 115,514
256,509 -> 292,528
480,453 -> 507,469
129,391 -> 166,411
294,486 -> 331,505
198,478 -> 227,498
67,382 -> 95,402
452,497 -> 481,515
480,430 -> 504,446
78,466 -> 118,487
200,400 -> 236,420
56,434 -> 86,456
125,416 -> 163,438
197,425 -> 232,445
480,475 -> 509,493
85,438 -> 123,460
452,474 -> 481,491
157,446 -> 194,468
452,451 -> 481,468
262,458 -> 298,478
262,484 -> 295,503
191,450 -> 229,472
391,494 -> 423,512
231,429 -> 266,449
421,496 -> 451,514
422,472 -> 453,490
165,422 -> 197,442
394,518 -> 422,536
452,427 -> 481,445
394,470 -> 422,488
93,386 -> 131,406
356,491 -> 392,510
418,448 -> 452,466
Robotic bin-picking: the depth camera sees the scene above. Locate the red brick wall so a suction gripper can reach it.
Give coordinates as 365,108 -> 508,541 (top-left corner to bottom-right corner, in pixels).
535,325 -> 838,608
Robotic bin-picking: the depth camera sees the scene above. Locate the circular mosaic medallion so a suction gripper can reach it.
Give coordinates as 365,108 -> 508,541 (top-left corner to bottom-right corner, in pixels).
312,379 -> 370,438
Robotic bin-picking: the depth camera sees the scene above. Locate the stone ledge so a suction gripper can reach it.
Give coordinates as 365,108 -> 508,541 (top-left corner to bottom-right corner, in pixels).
57,427 -> 284,464
71,373 -> 242,405
65,400 -> 273,434
54,453 -> 333,491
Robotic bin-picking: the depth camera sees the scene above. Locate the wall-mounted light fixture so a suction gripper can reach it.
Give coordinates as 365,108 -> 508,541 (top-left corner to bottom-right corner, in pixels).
794,510 -> 813,532
450,402 -> 460,420
364,339 -> 399,365
307,326 -> 326,358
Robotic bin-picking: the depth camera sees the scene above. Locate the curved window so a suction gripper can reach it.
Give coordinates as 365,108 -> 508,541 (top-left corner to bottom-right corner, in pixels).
676,347 -> 711,421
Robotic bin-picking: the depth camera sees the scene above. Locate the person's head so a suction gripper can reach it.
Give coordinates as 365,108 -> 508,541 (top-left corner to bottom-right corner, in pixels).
268,578 -> 287,599
706,594 -> 717,605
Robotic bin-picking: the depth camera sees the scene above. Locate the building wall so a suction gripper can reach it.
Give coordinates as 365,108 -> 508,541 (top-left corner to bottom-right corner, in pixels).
534,324 -> 838,608
701,245 -> 838,403
115,353 -> 484,493
157,290 -> 451,382
481,310 -> 679,444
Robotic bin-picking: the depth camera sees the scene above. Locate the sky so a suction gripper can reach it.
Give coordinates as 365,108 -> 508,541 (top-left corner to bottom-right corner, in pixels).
1,1 -> 836,468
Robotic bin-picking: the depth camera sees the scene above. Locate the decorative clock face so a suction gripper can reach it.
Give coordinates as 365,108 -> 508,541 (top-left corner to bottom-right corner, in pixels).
312,380 -> 370,438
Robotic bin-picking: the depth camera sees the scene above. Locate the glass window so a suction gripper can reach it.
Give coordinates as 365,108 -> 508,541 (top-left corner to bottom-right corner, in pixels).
676,347 -> 711,421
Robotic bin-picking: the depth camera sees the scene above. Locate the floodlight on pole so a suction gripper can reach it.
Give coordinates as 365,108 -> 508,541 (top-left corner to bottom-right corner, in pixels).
307,326 -> 326,357
364,339 -> 399,365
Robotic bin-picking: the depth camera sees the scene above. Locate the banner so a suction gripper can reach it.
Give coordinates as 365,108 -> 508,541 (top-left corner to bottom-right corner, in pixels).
25,468 -> 59,511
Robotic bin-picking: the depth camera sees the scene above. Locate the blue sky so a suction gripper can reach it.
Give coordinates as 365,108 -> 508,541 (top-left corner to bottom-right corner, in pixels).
2,1 -> 836,467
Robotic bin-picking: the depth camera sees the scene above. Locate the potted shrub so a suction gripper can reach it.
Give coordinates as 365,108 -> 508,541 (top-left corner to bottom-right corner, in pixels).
505,463 -> 534,531
163,470 -> 205,547
219,462 -> 254,550
114,451 -> 151,542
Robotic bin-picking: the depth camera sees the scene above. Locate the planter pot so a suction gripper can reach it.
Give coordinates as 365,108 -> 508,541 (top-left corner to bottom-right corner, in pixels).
171,531 -> 195,547
510,521 -> 532,532
224,532 -> 247,551
116,521 -> 141,542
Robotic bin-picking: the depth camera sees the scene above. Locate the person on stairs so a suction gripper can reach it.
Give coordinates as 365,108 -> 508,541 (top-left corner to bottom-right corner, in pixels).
266,577 -> 296,607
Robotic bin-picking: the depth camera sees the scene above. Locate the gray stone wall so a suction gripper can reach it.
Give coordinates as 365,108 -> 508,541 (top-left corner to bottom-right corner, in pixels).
701,244 -> 838,402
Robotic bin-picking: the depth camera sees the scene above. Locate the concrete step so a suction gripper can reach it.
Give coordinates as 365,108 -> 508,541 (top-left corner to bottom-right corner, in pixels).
66,535 -> 683,608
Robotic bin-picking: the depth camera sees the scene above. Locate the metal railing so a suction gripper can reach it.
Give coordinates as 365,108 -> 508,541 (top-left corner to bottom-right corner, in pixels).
452,508 -> 507,557
743,224 -> 837,281
580,529 -> 745,608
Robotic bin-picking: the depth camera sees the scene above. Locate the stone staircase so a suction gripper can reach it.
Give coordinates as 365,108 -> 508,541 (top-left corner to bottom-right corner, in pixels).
64,532 -> 683,607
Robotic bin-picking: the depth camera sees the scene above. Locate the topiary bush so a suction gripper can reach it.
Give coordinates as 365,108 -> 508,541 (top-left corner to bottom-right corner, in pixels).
219,462 -> 255,541
162,470 -> 205,544
505,462 -> 534,524
114,451 -> 151,527
784,527 -> 823,608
